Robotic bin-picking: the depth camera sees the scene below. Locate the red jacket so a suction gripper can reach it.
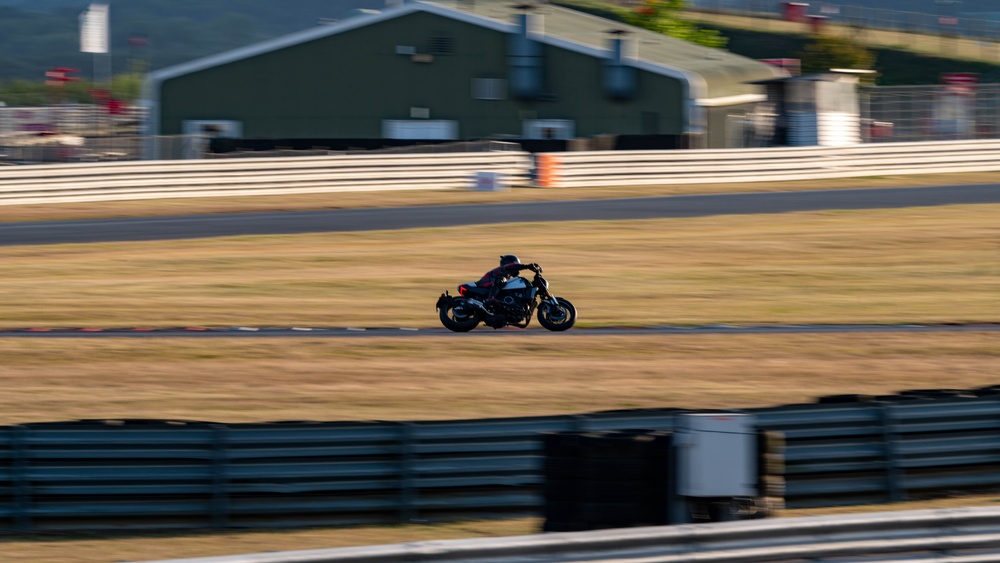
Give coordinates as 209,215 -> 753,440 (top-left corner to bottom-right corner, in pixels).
476,262 -> 534,288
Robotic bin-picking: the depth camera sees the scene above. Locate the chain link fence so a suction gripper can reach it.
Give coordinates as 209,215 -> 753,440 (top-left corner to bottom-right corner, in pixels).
724,84 -> 1000,147
6,86 -> 999,160
0,135 -> 208,164
0,103 -> 188,164
862,83 -> 1000,142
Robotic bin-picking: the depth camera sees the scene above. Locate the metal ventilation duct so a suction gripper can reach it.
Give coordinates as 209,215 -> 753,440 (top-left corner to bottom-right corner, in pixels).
604,30 -> 637,100
508,8 -> 544,100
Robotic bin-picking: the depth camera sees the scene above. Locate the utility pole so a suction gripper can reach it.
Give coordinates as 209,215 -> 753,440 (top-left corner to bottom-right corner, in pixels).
80,3 -> 110,140
44,67 -> 80,134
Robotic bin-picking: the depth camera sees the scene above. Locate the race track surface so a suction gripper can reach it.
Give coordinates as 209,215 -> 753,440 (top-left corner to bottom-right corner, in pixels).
1,324 -> 996,337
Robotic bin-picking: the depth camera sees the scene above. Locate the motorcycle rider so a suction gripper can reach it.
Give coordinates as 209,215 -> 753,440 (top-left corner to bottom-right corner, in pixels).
478,254 -> 539,306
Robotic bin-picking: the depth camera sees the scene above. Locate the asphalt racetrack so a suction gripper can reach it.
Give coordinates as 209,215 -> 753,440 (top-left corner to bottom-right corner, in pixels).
3,183 -> 999,246
0,324 -> 996,337
3,182 -> 997,337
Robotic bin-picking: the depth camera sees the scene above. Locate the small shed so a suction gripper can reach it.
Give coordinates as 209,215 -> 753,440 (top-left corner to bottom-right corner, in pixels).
751,70 -> 870,147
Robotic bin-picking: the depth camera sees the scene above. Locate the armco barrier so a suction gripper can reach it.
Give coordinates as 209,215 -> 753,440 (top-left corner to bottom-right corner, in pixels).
3,140 -> 1000,205
0,151 -> 533,205
4,391 -> 1000,531
533,140 -> 1000,187
139,506 -> 1000,563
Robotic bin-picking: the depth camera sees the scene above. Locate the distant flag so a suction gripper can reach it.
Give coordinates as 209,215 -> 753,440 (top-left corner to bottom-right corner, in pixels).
80,3 -> 109,54
128,34 -> 149,48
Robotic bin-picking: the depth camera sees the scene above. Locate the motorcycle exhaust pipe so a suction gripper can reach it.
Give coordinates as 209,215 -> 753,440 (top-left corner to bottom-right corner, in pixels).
465,298 -> 489,312
465,297 -> 505,328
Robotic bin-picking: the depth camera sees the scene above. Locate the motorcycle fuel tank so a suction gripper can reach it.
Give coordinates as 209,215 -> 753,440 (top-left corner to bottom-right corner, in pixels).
502,277 -> 530,290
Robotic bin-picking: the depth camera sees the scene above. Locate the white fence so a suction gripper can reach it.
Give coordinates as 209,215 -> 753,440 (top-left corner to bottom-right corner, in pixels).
0,152 -> 533,206
534,140 -> 1000,187
3,141 -> 1000,205
138,506 -> 1000,563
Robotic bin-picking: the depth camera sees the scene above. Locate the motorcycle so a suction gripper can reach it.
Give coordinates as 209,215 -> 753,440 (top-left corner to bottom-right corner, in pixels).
435,266 -> 577,332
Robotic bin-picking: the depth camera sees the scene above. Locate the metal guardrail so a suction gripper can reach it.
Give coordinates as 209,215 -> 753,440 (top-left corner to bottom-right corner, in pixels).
3,140 -> 1000,204
3,391 -> 1000,532
0,151 -> 534,205
533,140 -> 1000,187
137,506 -> 1000,563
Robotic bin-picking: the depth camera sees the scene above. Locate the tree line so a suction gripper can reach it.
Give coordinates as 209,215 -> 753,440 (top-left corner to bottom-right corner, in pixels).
0,0 -> 381,104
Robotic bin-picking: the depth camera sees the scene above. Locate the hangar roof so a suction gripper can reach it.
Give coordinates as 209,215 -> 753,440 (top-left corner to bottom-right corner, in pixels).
437,0 -> 785,103
146,0 -> 783,106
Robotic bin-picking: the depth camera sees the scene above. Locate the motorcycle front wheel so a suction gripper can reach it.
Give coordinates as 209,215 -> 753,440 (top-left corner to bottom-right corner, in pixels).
439,302 -> 481,332
537,298 -> 576,331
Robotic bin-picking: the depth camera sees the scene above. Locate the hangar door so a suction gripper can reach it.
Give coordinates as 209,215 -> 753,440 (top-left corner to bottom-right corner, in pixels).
383,120 -> 458,140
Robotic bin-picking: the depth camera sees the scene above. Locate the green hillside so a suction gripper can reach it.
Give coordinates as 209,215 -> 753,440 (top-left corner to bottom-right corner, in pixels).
714,25 -> 1000,85
0,0 -> 381,81
682,10 -> 1000,84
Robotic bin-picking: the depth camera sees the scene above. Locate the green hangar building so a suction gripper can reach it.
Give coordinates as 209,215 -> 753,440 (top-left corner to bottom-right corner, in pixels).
143,0 -> 785,155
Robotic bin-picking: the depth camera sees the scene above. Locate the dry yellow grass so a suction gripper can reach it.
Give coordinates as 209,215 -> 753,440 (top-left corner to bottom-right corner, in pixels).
1,332 -> 998,424
2,205 -> 997,328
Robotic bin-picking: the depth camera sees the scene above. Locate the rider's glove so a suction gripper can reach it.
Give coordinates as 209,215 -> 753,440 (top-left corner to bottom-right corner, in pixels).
529,263 -> 540,272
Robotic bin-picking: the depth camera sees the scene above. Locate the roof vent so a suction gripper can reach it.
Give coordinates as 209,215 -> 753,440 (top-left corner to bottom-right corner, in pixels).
508,6 -> 545,99
605,29 -> 637,100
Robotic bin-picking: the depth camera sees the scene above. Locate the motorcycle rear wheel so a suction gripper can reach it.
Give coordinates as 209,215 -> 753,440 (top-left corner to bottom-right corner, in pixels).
439,302 -> 480,332
537,298 -> 576,331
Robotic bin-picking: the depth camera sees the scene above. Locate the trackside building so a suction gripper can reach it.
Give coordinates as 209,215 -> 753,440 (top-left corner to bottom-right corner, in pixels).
143,0 -> 785,155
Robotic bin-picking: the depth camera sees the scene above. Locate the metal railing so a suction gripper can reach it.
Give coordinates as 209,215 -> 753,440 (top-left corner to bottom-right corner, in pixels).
3,389 -> 1000,531
533,139 -> 1000,187
0,151 -> 534,205
137,505 -> 1000,563
3,140 -> 999,202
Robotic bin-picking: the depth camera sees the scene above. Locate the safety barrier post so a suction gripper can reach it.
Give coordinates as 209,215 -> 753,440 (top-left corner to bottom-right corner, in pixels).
11,425 -> 31,531
880,403 -> 905,502
399,422 -> 417,522
210,425 -> 230,528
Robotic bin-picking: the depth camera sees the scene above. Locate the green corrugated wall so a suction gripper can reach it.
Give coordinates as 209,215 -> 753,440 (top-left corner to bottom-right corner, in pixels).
158,11 -> 686,139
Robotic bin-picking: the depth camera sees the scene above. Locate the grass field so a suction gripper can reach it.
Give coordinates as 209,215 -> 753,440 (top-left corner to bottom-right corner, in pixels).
2,175 -> 998,562
3,205 -> 997,328
3,332 -> 998,424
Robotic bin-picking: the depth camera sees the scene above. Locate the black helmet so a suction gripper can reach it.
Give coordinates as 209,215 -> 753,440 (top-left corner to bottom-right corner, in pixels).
499,254 -> 520,266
